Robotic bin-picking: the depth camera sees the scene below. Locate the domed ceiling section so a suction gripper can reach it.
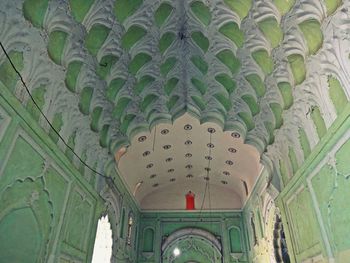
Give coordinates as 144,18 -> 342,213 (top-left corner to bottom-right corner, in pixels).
117,113 -> 262,210
0,0 -> 345,209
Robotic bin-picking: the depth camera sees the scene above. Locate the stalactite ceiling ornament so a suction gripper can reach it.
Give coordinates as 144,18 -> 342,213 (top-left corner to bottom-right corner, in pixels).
0,0 -> 347,209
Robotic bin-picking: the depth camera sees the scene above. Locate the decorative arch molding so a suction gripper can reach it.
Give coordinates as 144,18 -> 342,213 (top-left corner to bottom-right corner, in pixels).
99,186 -> 122,263
161,228 -> 223,263
100,186 -> 121,223
0,177 -> 54,263
161,228 -> 222,253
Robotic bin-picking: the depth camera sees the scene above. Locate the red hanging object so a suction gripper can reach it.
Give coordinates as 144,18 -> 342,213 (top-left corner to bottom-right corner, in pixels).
185,191 -> 195,210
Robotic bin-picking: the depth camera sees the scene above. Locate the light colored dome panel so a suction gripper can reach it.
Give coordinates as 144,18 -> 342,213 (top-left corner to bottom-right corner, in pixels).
140,180 -> 243,210
117,113 -> 262,210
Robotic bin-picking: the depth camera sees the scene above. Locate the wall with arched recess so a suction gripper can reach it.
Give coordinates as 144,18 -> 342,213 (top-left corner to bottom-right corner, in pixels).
0,87 -> 102,262
264,0 -> 350,192
243,167 -> 281,263
138,211 -> 247,263
0,79 -> 139,262
266,1 -> 350,263
242,2 -> 350,262
161,228 -> 223,263
276,109 -> 350,263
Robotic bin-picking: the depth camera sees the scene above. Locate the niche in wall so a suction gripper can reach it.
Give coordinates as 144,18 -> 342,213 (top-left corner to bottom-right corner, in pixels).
143,227 -> 155,252
229,227 -> 242,253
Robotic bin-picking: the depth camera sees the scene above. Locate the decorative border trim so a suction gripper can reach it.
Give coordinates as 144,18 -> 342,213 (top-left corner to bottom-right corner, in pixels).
0,105 -> 11,143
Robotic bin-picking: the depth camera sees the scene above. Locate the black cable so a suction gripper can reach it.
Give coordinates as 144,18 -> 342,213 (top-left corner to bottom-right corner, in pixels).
0,41 -> 111,181
207,133 -> 216,261
185,131 -> 213,241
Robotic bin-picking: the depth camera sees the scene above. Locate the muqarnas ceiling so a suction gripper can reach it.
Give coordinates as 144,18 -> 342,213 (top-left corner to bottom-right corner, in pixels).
0,0 -> 348,208
19,0 -> 340,151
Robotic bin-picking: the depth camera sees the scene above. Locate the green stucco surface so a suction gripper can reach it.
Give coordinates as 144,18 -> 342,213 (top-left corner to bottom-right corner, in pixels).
278,104 -> 350,263
0,82 -> 139,263
1,0 -> 350,262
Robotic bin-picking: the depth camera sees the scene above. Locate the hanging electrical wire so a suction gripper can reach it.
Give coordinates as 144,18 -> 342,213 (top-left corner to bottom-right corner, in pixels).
206,132 -> 217,263
152,125 -> 157,152
185,130 -> 213,241
0,41 -> 112,183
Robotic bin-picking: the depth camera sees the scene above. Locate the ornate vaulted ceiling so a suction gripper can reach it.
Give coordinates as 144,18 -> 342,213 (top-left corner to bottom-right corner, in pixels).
0,0 -> 347,209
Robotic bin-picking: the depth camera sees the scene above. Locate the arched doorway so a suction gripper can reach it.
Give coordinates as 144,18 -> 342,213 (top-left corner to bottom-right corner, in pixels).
161,228 -> 222,263
91,215 -> 113,263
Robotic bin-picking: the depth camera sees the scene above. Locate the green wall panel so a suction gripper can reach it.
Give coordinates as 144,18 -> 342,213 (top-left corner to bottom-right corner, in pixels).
278,106 -> 350,262
1,135 -> 44,183
0,208 -> 41,263
142,228 -> 154,252
64,190 -> 93,252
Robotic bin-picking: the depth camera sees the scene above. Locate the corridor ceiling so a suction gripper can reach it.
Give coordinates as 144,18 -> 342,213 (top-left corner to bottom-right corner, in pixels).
2,0 -> 343,209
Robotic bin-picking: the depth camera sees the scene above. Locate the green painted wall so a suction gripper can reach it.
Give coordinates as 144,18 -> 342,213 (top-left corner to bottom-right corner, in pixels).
277,105 -> 350,263
0,80 -> 139,262
0,85 -> 101,262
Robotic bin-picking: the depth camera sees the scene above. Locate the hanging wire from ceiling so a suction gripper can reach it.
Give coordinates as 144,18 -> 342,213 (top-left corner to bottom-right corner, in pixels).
184,129 -> 214,245
206,131 -> 218,263
152,125 -> 157,152
0,42 -> 112,184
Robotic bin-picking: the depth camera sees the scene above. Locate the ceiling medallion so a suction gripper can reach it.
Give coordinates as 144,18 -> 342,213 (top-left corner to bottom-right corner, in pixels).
185,164 -> 193,169
143,151 -> 151,157
184,140 -> 192,145
207,143 -> 215,148
221,180 -> 228,185
223,171 -> 230,176
184,124 -> 192,130
207,128 -> 216,133
186,174 -> 193,178
165,157 -> 173,162
138,135 -> 147,142
226,160 -> 234,165
168,169 -> 174,173
163,144 -> 172,150
231,132 -> 240,138
150,174 -> 157,179
146,163 -> 154,169
170,178 -> 176,182
228,147 -> 237,153
161,129 -> 169,135
152,183 -> 159,187
185,153 -> 192,158
205,156 -> 212,160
